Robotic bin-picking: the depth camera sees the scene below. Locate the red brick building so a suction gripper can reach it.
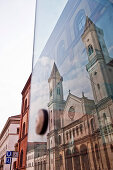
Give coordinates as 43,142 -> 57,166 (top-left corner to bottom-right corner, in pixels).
17,74 -> 31,170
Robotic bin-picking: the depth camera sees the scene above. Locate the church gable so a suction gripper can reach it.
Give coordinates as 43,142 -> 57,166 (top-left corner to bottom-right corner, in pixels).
63,93 -> 84,127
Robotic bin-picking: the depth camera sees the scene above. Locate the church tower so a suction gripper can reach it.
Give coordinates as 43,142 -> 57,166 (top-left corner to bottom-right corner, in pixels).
47,63 -> 65,170
48,62 -> 65,131
82,16 -> 113,104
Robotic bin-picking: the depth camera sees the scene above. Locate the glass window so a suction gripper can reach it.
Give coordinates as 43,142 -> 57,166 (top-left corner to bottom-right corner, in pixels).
25,1 -> 113,170
88,45 -> 94,56
57,87 -> 60,95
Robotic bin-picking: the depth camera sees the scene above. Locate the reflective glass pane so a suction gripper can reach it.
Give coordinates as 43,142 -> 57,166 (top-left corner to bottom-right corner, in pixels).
23,0 -> 113,169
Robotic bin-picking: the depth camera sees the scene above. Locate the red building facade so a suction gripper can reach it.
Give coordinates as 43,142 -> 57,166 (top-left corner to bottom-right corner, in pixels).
17,74 -> 31,170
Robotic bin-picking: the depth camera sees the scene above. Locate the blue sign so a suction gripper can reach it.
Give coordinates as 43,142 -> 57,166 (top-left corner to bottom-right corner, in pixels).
6,157 -> 12,164
6,151 -> 12,157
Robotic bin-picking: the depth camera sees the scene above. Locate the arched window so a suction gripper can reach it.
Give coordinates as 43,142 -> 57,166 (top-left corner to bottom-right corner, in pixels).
59,135 -> 61,144
57,40 -> 65,66
66,132 -> 68,141
22,122 -> 25,138
72,147 -> 81,170
65,149 -> 73,170
57,87 -> 60,95
74,9 -> 86,38
24,98 -> 27,112
88,45 -> 94,56
80,124 -> 83,134
97,83 -> 100,90
103,113 -> 108,133
76,126 -> 79,136
80,144 -> 90,170
73,128 -> 75,137
66,149 -> 71,156
20,150 -> 23,167
69,130 -> 72,139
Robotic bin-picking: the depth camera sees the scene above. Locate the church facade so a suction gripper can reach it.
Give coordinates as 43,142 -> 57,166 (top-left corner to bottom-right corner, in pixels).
46,17 -> 113,170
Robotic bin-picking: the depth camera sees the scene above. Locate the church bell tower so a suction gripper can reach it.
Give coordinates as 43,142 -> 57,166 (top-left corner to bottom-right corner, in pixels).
82,16 -> 113,104
48,62 -> 65,131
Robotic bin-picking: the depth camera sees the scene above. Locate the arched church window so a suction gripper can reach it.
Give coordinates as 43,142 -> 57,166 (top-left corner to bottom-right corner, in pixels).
88,45 -> 94,56
69,130 -> 72,139
94,71 -> 97,75
68,106 -> 75,120
74,9 -> 86,38
72,147 -> 81,170
65,149 -> 73,170
58,135 -> 61,144
57,40 -> 65,66
73,128 -> 75,137
66,132 -> 68,141
80,124 -> 83,134
80,144 -> 90,170
76,126 -> 79,136
66,149 -> 72,156
97,83 -> 100,90
57,87 -> 60,95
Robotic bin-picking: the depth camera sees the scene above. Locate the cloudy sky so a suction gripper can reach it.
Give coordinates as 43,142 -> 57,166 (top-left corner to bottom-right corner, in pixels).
0,0 -> 36,133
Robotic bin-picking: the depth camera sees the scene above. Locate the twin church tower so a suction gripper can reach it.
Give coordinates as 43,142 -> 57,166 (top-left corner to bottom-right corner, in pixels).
48,16 -> 113,129
47,17 -> 113,170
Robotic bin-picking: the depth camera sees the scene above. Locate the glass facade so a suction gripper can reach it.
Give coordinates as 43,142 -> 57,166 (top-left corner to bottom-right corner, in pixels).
27,0 -> 113,169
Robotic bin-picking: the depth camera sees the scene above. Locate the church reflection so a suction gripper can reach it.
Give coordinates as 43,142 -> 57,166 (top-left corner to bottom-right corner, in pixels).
32,17 -> 113,170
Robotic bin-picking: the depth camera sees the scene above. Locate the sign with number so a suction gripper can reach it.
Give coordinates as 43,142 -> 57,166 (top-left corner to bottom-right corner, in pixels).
12,151 -> 18,158
6,157 -> 12,164
6,151 -> 12,157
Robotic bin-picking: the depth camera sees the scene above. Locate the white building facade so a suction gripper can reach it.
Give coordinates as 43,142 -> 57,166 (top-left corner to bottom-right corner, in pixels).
0,115 -> 20,170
